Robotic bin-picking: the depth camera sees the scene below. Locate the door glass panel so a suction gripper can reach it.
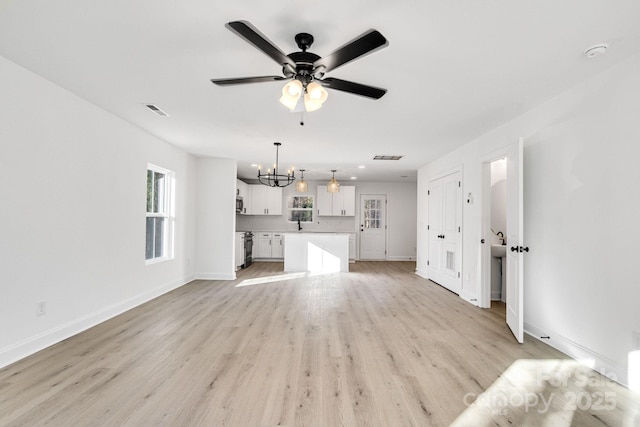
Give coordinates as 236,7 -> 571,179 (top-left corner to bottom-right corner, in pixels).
363,198 -> 382,229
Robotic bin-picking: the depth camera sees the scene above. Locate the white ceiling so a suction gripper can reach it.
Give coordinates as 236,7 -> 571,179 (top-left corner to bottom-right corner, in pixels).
1,1 -> 639,182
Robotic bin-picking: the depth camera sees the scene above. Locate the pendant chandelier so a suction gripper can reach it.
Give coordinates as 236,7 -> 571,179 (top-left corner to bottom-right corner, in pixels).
295,169 -> 308,193
258,142 -> 295,188
327,170 -> 340,193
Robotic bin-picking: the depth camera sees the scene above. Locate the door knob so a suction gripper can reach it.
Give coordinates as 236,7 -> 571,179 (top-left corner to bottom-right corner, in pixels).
520,246 -> 530,253
481,239 -> 485,244
510,246 -> 518,252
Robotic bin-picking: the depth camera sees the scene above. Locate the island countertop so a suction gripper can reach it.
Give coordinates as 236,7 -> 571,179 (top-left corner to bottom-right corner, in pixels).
283,233 -> 349,273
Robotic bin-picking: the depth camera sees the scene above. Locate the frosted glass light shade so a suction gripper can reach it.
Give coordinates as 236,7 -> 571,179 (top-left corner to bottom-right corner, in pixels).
279,80 -> 303,110
304,82 -> 328,112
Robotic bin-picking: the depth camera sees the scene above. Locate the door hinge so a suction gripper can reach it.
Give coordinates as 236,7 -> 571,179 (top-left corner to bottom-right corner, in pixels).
427,225 -> 430,230
427,190 -> 430,195
458,181 -> 461,187
427,260 -> 430,266
458,272 -> 461,278
458,226 -> 461,232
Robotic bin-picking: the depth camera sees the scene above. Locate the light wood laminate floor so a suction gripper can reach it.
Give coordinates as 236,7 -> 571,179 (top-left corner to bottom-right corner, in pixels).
1,262 -> 638,426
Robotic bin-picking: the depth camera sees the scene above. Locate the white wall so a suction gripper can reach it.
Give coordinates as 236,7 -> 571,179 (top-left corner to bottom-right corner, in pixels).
195,157 -> 237,279
417,53 -> 640,385
0,56 -> 200,368
236,180 -> 417,260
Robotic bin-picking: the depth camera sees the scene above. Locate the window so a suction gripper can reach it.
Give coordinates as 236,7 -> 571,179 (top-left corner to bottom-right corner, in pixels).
288,196 -> 314,222
146,164 -> 174,263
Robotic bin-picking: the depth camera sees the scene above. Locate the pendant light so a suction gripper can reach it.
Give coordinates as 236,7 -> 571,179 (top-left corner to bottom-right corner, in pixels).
257,142 -> 295,187
295,169 -> 308,193
327,170 -> 340,193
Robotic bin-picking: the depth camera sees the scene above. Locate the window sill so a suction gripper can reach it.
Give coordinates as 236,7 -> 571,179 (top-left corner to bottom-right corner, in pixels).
145,256 -> 172,266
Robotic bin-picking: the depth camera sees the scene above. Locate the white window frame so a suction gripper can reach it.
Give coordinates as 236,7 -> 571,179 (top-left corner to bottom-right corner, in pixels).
146,163 -> 175,264
287,195 -> 314,223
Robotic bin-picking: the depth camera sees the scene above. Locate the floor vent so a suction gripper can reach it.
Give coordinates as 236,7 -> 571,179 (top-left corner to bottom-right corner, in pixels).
373,155 -> 403,160
145,104 -> 170,117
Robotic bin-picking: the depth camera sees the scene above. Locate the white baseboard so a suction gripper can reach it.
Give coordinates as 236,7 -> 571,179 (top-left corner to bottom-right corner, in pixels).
525,322 -> 628,388
0,275 -> 196,369
415,269 -> 428,279
387,256 -> 415,261
195,272 -> 237,280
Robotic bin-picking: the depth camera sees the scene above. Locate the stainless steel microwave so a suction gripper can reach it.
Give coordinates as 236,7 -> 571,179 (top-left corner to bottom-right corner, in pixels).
236,196 -> 244,213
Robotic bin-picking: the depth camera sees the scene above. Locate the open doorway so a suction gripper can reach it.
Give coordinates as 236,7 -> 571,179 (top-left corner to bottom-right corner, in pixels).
489,158 -> 507,314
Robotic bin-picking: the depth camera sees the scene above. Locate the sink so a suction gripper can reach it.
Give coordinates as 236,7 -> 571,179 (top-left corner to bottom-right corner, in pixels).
491,244 -> 506,257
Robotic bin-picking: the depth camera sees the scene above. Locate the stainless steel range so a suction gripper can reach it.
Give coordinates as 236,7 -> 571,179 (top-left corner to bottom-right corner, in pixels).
244,232 -> 253,268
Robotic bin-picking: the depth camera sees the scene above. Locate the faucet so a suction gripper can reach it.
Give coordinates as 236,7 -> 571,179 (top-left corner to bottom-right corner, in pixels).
497,231 -> 505,245
297,219 -> 302,231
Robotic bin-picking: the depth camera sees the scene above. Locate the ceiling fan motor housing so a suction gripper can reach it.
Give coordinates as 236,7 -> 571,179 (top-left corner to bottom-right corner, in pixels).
285,50 -> 322,81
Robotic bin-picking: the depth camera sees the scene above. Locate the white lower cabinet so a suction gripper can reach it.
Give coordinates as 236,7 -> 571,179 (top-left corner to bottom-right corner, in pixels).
272,233 -> 284,258
255,232 -> 284,259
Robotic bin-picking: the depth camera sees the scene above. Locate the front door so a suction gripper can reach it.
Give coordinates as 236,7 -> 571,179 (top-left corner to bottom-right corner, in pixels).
359,194 -> 386,260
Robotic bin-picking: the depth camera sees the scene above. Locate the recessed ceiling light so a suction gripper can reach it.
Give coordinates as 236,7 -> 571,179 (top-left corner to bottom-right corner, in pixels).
584,44 -> 608,58
251,164 -> 258,167
350,176 -> 357,180
358,165 -> 365,169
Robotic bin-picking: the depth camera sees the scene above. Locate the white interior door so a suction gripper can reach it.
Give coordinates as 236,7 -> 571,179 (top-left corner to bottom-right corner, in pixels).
359,194 -> 386,260
506,138 -> 524,343
441,173 -> 461,293
428,179 -> 443,284
428,172 -> 462,294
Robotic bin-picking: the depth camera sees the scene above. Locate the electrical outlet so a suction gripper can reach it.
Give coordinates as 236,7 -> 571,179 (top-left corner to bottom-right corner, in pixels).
633,331 -> 640,350
37,301 -> 46,317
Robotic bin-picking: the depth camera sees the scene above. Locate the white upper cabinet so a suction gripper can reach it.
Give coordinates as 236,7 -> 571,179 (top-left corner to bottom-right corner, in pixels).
316,185 -> 355,216
250,185 -> 282,215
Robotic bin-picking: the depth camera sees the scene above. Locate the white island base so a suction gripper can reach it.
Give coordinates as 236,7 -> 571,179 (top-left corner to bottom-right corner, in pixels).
283,233 -> 349,273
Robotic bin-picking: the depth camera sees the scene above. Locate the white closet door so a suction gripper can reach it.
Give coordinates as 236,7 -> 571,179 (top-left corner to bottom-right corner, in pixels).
428,171 -> 462,294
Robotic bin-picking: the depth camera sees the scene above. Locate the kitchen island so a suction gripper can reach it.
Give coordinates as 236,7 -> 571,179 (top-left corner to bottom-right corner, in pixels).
283,233 -> 349,273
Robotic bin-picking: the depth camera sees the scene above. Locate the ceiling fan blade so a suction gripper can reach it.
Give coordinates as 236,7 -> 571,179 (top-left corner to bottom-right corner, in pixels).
314,30 -> 388,73
211,76 -> 288,86
319,78 -> 387,99
226,21 -> 296,69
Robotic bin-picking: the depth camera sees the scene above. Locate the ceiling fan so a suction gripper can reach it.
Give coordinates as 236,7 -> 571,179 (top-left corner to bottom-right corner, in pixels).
211,20 -> 389,111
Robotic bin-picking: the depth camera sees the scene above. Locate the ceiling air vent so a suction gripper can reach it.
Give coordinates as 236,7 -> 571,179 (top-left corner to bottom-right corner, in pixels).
373,155 -> 403,160
145,104 -> 170,117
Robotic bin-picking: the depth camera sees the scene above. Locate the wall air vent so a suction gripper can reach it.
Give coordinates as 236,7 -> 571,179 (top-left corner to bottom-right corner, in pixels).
373,155 -> 403,160
145,104 -> 170,117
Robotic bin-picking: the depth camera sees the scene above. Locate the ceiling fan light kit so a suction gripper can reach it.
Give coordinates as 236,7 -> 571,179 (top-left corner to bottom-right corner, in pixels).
211,20 -> 388,113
